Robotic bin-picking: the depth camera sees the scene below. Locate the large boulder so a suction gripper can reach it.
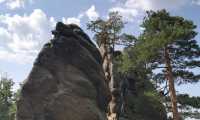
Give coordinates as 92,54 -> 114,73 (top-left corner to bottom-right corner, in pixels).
17,22 -> 111,120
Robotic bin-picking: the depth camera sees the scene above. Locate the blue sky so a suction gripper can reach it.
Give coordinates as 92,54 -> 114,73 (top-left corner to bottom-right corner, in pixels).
0,0 -> 200,96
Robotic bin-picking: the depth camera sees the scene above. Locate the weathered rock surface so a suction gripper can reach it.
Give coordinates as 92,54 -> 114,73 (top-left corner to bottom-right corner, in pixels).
17,22 -> 111,120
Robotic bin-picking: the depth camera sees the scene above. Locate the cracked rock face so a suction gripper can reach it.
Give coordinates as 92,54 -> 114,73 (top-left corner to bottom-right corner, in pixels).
17,22 -> 111,120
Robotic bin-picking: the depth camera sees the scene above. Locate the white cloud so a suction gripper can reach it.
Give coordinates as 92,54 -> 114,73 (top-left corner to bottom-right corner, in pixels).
62,17 -> 81,26
109,0 -> 190,22
0,48 -> 35,64
62,5 -> 99,23
192,0 -> 200,5
61,10 -> 86,26
0,8 -> 88,64
0,0 -> 5,3
0,27 -> 12,43
124,0 -> 189,11
0,9 -> 55,63
0,0 -> 32,9
6,0 -> 25,9
109,7 -> 138,22
86,5 -> 99,21
109,0 -> 117,2
124,0 -> 152,10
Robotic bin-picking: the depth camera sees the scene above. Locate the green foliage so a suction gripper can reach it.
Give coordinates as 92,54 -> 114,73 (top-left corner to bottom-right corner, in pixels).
124,82 -> 167,120
142,10 -> 200,85
87,11 -> 135,50
119,33 -> 137,47
45,41 -> 53,48
0,76 -> 14,120
123,9 -> 200,84
164,94 -> 200,119
88,12 -> 122,47
118,57 -> 167,120
134,90 -> 167,120
118,9 -> 200,120
181,111 -> 200,120
0,75 -> 18,120
177,94 -> 200,108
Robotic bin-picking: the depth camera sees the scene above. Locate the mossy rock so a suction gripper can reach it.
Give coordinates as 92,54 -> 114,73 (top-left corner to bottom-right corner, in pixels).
133,91 -> 167,120
121,87 -> 167,120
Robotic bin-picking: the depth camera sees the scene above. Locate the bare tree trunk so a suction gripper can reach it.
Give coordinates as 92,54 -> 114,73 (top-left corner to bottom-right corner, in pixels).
99,42 -> 120,120
164,47 -> 180,120
100,43 -> 111,84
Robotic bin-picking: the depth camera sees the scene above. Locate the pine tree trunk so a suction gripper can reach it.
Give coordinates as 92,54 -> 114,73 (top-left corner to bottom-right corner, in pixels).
164,47 -> 180,120
99,43 -> 119,120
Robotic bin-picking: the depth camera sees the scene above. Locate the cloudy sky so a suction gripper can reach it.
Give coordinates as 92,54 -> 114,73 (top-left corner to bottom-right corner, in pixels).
0,0 -> 200,96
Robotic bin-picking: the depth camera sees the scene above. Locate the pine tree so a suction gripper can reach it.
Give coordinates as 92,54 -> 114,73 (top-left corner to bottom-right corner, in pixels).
125,10 -> 200,120
87,12 -> 135,120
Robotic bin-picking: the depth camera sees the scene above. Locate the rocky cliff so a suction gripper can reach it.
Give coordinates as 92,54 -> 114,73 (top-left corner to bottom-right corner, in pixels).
17,22 -> 111,120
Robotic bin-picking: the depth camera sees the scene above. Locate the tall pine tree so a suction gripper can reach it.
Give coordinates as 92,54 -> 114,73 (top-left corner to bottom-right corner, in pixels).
127,10 -> 200,120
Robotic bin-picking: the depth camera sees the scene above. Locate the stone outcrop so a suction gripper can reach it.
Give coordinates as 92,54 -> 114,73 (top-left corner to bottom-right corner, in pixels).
119,71 -> 168,120
17,22 -> 111,120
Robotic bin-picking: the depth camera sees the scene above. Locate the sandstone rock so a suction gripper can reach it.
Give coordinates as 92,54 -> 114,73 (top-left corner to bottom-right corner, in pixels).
17,22 -> 111,120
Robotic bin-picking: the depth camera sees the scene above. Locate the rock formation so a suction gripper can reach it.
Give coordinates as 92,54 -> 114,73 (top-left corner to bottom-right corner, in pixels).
17,22 -> 111,120
119,71 -> 168,120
